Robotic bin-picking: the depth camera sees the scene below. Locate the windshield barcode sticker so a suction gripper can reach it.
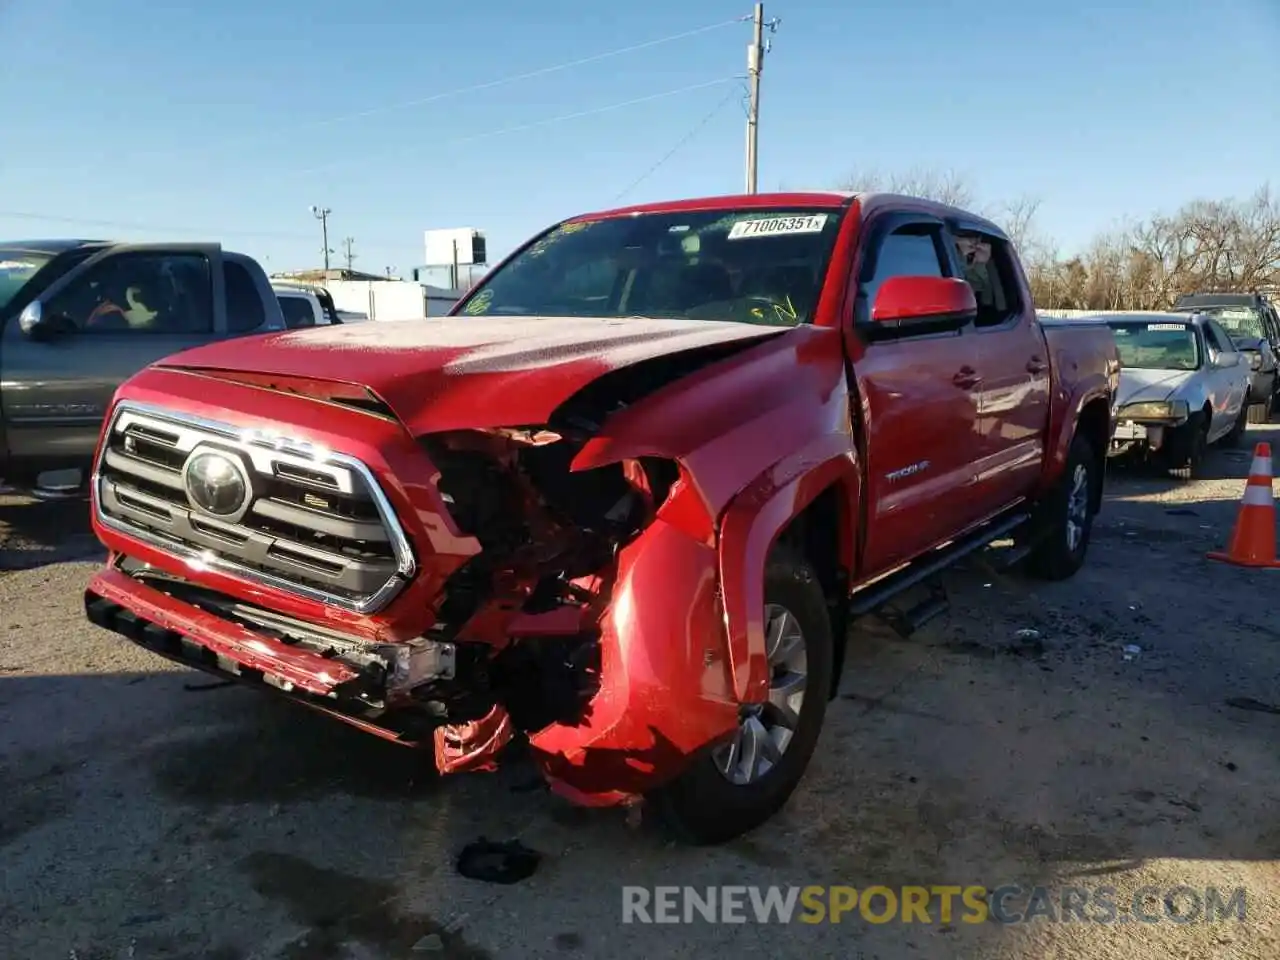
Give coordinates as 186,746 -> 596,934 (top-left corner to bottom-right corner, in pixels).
1146,323 -> 1186,331
727,215 -> 828,240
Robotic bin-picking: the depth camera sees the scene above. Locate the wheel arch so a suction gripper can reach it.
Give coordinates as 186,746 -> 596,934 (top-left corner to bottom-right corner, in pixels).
717,441 -> 859,705
1076,396 -> 1111,514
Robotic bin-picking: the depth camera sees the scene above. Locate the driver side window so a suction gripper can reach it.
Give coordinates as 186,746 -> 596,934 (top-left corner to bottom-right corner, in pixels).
45,252 -> 213,335
859,224 -> 948,317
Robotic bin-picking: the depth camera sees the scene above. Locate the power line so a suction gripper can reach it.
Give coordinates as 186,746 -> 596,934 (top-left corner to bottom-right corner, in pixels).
291,77 -> 741,177
0,209 -> 397,259
0,78 -> 737,241
88,18 -> 749,170
0,208 -> 313,241
613,85 -> 743,203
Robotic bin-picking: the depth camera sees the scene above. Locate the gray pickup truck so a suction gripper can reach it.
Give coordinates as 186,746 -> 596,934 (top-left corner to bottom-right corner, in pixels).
0,240 -> 286,496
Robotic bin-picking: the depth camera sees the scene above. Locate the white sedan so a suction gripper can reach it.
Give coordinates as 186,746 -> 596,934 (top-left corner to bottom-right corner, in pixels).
1106,312 -> 1251,478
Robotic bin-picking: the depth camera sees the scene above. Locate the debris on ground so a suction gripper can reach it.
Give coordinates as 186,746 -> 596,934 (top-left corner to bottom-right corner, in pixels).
455,838 -> 541,884
412,933 -> 445,952
1224,697 -> 1280,716
183,679 -> 235,692
1122,644 -> 1142,662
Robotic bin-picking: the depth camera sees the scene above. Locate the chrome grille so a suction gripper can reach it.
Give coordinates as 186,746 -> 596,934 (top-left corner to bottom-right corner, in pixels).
93,401 -> 416,614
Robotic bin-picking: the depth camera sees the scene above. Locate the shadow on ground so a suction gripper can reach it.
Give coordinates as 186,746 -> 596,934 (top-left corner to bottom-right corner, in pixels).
0,492 -> 102,570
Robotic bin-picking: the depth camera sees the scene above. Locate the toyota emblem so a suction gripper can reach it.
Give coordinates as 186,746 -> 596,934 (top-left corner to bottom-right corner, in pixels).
183,449 -> 250,518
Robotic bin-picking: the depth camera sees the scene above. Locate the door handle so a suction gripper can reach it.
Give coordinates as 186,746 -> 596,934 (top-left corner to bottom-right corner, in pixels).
1027,356 -> 1048,374
953,366 -> 982,389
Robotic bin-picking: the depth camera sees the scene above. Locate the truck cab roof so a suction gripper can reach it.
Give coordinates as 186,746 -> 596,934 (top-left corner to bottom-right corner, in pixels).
569,191 -> 1008,239
0,239 -> 113,255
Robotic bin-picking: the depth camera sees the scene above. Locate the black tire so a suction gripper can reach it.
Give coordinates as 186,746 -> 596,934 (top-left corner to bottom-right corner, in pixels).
652,549 -> 833,845
1025,432 -> 1098,581
1167,415 -> 1208,480
1222,401 -> 1249,448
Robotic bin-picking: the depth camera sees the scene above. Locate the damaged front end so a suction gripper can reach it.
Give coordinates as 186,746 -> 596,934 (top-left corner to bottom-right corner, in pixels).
413,422 -> 741,802
87,372 -> 742,806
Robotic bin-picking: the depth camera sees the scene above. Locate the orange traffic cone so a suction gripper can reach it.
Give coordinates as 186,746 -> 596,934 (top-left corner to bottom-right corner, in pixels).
1207,441 -> 1280,568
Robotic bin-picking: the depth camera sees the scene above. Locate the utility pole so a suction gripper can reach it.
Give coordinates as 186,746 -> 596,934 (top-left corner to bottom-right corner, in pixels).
342,237 -> 357,271
310,205 -> 332,271
745,3 -> 780,194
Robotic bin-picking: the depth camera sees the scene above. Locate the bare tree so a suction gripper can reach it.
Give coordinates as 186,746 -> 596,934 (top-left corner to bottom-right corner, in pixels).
839,167 -> 976,209
833,172 -> 1279,311
992,195 -> 1042,251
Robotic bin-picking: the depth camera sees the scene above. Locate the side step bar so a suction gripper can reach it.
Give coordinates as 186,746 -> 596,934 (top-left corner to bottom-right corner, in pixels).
849,510 -> 1030,618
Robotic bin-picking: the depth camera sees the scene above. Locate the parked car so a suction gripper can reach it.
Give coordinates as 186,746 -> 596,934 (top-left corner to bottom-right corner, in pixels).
82,191 -> 1119,843
271,281 -> 343,329
1100,312 -> 1251,477
0,241 -> 286,496
1173,292 -> 1280,422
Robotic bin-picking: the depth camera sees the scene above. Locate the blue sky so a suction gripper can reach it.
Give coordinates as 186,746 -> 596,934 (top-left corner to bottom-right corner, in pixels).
2,0 -> 1277,275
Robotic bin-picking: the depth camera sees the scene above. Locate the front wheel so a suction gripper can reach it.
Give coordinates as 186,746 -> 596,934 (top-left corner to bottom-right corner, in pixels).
652,549 -> 833,845
1222,401 -> 1249,448
1167,416 -> 1208,480
1247,392 -> 1273,424
1025,432 -> 1097,581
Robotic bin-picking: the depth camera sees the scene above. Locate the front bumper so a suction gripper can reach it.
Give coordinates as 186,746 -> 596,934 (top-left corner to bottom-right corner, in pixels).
87,524 -> 741,805
85,567 -> 425,743
1109,418 -> 1167,456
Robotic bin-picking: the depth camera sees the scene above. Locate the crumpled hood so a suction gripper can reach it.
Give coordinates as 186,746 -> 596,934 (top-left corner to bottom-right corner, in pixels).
158,315 -> 791,434
1117,367 -> 1194,406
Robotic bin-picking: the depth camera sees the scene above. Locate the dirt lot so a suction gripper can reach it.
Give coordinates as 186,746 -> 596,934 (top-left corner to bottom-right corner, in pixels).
2,429 -> 1279,960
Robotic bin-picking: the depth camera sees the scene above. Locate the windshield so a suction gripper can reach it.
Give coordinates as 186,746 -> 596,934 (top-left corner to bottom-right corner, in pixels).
1196,305 -> 1265,340
0,248 -> 56,313
1108,320 -> 1201,371
454,208 -> 843,326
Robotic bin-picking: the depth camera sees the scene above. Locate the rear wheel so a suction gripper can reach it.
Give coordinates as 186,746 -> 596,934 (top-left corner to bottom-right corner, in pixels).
653,549 -> 833,845
1025,432 -> 1097,581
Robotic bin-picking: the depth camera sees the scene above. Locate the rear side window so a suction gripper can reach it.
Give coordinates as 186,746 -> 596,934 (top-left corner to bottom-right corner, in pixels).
861,225 -> 947,310
952,230 -> 1021,328
278,295 -> 316,328
225,261 -> 266,333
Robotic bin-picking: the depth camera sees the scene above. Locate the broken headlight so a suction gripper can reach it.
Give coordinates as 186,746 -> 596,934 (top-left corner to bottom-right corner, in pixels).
1119,399 -> 1189,424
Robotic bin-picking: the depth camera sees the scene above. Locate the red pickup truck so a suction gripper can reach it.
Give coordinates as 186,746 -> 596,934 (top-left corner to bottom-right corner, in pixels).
83,192 -> 1118,844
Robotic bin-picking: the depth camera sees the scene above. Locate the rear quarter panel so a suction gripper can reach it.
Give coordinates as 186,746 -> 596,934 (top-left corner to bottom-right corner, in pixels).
1038,318 -> 1120,490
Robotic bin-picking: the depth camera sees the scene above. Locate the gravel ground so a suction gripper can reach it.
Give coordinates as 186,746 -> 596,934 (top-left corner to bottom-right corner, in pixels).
1,428 -> 1278,960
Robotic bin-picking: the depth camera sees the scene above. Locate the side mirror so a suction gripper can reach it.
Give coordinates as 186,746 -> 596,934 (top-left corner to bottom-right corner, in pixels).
18,301 -> 77,342
871,276 -> 977,328
17,301 -> 44,337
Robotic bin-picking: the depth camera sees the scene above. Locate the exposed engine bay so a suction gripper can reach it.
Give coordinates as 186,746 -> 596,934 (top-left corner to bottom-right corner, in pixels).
414,428 -> 677,731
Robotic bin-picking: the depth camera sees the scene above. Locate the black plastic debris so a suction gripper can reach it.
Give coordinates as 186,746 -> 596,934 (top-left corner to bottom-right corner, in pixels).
183,679 -> 235,692
1225,697 -> 1280,716
455,838 -> 540,884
